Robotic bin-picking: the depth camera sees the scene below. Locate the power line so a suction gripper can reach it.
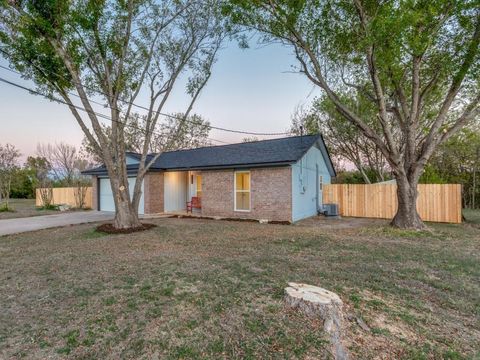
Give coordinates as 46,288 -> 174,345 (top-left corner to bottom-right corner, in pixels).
0,54 -> 290,136
0,75 -> 230,146
0,64 -> 229,144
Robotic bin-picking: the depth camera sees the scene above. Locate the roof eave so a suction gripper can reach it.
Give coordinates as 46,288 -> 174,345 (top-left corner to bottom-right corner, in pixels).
81,161 -> 294,176
160,161 -> 294,172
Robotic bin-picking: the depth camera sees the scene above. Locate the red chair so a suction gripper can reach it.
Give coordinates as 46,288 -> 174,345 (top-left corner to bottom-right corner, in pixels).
186,196 -> 201,213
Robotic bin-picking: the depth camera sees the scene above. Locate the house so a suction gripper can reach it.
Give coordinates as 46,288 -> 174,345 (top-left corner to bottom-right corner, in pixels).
83,134 -> 336,222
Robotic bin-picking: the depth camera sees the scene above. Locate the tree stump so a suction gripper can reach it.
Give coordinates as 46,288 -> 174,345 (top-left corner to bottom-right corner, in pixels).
285,282 -> 348,360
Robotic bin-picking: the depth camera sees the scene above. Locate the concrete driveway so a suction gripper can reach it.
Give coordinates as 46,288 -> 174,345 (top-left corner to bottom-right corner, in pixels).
0,211 -> 114,236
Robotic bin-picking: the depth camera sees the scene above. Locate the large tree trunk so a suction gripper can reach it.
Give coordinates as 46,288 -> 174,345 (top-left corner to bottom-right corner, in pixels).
391,175 -> 425,229
110,176 -> 142,230
113,198 -> 142,229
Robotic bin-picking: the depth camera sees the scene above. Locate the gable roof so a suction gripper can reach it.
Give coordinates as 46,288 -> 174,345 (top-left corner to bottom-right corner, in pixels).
83,134 -> 336,176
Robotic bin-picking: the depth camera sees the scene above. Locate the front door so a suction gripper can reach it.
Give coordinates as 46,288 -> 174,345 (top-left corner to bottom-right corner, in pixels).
188,172 -> 202,200
196,174 -> 202,198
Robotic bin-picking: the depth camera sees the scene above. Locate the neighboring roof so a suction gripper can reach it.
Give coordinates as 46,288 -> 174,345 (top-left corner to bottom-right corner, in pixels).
83,134 -> 336,176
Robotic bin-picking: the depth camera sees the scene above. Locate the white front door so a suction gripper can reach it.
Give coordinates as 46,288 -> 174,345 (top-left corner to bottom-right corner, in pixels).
187,172 -> 202,201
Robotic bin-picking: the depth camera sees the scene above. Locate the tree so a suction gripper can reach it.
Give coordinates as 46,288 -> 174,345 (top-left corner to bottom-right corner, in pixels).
290,104 -> 320,136
36,143 -> 95,186
291,100 -> 389,183
37,143 -> 76,185
1,0 -> 228,229
81,112 -> 212,162
25,156 -> 54,208
422,124 -> 480,208
226,0 -> 480,228
10,168 -> 36,199
25,156 -> 52,187
0,143 -> 21,209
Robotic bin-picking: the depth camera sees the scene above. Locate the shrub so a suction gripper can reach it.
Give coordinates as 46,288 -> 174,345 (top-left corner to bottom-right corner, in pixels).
36,204 -> 59,211
0,203 -> 14,212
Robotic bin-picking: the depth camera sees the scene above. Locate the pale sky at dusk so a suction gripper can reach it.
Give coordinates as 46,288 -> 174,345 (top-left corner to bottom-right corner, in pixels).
0,39 -> 321,160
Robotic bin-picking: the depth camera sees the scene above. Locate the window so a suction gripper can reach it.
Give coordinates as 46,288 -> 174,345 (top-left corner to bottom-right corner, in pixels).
196,175 -> 202,197
319,175 -> 323,191
234,171 -> 250,211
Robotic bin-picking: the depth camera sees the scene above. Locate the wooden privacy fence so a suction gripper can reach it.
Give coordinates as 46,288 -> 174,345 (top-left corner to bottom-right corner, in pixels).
36,187 -> 93,209
323,184 -> 462,224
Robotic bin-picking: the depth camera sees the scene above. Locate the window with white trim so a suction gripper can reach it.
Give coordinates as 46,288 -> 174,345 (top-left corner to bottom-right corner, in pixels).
234,171 -> 250,211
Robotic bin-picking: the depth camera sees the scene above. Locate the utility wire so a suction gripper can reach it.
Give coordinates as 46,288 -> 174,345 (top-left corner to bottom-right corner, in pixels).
0,75 -> 230,145
0,54 -> 291,136
0,64 -> 230,144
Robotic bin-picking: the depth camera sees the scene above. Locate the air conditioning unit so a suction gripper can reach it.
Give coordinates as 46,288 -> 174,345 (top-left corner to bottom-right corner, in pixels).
323,203 -> 339,217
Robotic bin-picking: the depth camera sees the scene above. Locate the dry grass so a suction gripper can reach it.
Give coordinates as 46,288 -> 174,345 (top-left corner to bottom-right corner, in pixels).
0,216 -> 479,359
0,199 -> 58,219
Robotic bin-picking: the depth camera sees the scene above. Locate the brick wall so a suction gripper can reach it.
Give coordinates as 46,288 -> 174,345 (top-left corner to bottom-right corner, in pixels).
201,167 -> 292,222
144,172 -> 164,213
91,175 -> 98,210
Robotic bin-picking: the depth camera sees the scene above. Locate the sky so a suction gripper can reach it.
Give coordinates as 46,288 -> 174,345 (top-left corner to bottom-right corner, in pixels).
0,39 -> 321,160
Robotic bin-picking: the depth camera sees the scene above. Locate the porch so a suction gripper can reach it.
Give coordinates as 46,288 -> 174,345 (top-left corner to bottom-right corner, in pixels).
163,170 -> 202,214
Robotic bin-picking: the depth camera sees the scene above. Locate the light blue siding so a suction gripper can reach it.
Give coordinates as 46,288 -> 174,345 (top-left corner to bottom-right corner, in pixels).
126,155 -> 140,165
291,145 -> 331,222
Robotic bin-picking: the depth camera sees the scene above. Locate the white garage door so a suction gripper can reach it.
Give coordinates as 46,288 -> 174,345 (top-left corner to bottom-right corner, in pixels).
99,177 -> 144,214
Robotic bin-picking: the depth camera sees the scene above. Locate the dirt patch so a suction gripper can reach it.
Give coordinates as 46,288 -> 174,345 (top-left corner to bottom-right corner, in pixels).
266,220 -> 291,225
96,222 -> 156,234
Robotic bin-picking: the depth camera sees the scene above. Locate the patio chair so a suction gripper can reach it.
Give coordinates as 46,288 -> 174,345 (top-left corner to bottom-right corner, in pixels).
186,196 -> 201,213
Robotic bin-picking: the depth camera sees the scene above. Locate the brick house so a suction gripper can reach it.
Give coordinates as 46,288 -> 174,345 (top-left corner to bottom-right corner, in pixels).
83,135 -> 336,223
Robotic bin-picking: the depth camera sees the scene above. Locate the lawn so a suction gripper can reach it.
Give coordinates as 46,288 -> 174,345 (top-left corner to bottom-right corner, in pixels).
463,208 -> 480,225
0,216 -> 479,359
0,198 -> 59,220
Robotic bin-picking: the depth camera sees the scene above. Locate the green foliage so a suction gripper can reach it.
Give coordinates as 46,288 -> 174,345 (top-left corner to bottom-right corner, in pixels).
419,164 -> 447,184
226,0 -> 480,228
421,125 -> 480,208
25,156 -> 51,187
10,168 -> 36,198
36,204 -> 59,211
0,143 -> 21,205
0,203 -> 14,212
81,112 -> 212,162
290,105 -> 321,135
0,0 -> 229,228
291,96 -> 390,183
334,169 -> 390,184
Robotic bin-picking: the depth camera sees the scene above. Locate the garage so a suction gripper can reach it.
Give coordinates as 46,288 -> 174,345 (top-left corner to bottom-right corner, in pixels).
98,177 -> 145,214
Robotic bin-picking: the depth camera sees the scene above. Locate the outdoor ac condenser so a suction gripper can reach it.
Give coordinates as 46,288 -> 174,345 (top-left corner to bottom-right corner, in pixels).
323,203 -> 339,217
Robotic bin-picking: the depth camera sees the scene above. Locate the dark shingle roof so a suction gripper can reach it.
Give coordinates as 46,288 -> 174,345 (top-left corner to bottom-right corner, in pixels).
83,135 -> 335,176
